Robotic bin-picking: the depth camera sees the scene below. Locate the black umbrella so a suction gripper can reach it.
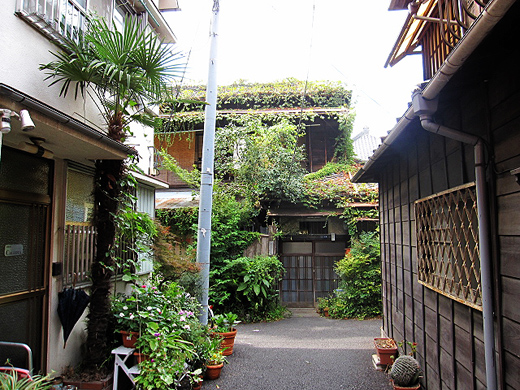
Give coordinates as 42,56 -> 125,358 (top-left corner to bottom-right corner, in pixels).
57,287 -> 90,348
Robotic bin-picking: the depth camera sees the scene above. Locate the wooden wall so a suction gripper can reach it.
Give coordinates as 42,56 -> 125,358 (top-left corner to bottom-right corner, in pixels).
375,3 -> 520,389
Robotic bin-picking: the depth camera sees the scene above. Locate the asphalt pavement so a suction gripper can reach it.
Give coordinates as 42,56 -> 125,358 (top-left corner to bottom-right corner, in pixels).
202,308 -> 393,390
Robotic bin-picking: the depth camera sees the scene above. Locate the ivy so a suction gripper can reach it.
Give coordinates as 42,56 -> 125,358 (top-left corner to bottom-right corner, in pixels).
162,78 -> 351,113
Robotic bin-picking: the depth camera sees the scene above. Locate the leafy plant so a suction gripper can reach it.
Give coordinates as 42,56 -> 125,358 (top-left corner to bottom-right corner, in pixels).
332,232 -> 382,319
40,13 -> 185,370
210,255 -> 285,321
211,312 -> 240,333
0,371 -> 51,390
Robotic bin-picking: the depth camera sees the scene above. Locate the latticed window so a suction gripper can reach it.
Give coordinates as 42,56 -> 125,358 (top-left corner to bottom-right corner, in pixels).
415,182 -> 481,309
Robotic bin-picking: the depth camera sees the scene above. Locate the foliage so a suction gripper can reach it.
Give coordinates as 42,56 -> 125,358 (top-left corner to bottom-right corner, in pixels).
0,371 -> 51,390
40,15 -> 183,136
334,112 -> 355,164
156,207 -> 198,238
210,255 -> 285,322
210,312 -> 240,333
111,284 -> 169,333
164,78 -> 351,112
331,232 -> 382,319
113,282 -> 209,390
40,13 -> 185,369
157,151 -> 201,189
205,336 -> 227,365
215,118 -> 308,204
152,223 -> 200,295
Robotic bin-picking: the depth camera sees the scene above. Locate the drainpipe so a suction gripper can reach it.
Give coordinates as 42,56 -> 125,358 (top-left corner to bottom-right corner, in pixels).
412,89 -> 497,390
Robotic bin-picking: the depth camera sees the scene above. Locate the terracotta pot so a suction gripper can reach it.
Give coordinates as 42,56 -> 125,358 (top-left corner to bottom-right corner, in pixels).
62,374 -> 113,390
205,362 -> 224,380
374,337 -> 398,366
216,328 -> 237,356
133,352 -> 149,363
391,380 -> 421,389
120,330 -> 139,348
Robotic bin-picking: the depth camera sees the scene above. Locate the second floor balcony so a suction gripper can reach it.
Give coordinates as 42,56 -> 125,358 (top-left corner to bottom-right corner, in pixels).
386,0 -> 490,80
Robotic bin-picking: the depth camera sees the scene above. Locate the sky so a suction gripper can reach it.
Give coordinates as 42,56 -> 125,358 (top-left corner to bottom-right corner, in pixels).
163,0 -> 424,138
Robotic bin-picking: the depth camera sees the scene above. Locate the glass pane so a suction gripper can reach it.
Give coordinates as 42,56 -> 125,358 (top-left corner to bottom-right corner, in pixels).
0,296 -> 44,371
0,203 -> 47,295
66,169 -> 94,223
283,242 -> 312,254
315,241 -> 345,254
0,148 -> 51,195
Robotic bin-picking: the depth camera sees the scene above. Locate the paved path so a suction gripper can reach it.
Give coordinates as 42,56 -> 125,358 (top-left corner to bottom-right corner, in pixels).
202,309 -> 393,390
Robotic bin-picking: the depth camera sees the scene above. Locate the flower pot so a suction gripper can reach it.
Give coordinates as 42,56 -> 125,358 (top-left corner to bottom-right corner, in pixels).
391,380 -> 420,389
120,330 -> 139,348
216,328 -> 237,356
133,352 -> 149,363
205,363 -> 224,380
374,337 -> 397,366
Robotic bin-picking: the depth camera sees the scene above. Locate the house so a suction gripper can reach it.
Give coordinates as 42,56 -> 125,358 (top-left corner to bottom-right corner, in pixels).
155,80 -> 379,307
353,0 -> 520,389
0,0 -> 176,375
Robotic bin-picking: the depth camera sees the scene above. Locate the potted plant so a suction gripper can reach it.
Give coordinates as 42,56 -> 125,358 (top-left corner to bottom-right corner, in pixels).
390,355 -> 422,389
204,337 -> 227,380
317,296 -> 330,317
374,337 -> 398,366
0,370 -> 52,389
111,284 -> 171,347
211,312 -> 240,356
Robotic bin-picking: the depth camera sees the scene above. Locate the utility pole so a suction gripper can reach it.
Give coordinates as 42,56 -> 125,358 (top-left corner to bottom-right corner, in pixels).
197,0 -> 220,325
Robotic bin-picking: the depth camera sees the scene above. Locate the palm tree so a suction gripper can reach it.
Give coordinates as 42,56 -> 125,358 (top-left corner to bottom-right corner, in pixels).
40,15 -> 184,370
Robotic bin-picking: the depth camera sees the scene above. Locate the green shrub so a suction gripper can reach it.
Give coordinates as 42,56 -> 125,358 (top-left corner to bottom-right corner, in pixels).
332,232 -> 382,318
210,255 -> 285,322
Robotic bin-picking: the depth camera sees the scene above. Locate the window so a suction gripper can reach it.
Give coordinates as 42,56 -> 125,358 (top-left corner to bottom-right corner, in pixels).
415,182 -> 481,309
17,0 -> 87,44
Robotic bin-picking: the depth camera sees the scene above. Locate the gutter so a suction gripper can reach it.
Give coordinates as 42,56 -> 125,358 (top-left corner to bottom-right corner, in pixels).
353,0 -> 516,183
412,89 -> 497,390
0,84 -> 137,156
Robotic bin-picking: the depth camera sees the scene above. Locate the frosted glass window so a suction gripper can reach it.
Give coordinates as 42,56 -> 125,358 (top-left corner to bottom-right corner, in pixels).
66,169 -> 94,223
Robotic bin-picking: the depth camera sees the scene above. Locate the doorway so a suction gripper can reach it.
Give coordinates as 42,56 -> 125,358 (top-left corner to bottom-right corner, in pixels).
0,147 -> 52,371
280,239 -> 345,307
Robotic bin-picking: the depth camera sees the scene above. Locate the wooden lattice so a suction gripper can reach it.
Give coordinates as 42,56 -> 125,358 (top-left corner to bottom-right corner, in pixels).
415,182 -> 482,309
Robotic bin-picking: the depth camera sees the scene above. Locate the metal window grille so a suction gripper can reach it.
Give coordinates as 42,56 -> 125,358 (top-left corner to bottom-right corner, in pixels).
16,0 -> 88,45
415,182 -> 482,309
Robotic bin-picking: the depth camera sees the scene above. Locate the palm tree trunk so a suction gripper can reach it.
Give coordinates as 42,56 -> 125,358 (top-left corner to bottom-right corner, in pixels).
84,154 -> 125,369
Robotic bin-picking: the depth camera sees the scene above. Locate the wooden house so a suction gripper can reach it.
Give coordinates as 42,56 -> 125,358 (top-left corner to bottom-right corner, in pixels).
155,81 -> 379,307
354,0 -> 520,389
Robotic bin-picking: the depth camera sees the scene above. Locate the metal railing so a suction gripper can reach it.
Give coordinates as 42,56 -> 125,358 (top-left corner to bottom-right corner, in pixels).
16,0 -> 87,45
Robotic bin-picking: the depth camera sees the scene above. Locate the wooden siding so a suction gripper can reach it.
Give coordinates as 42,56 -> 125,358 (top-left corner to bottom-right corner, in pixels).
376,4 -> 520,389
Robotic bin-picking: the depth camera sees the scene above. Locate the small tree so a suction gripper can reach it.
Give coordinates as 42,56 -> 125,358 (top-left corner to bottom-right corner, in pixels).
40,15 -> 184,370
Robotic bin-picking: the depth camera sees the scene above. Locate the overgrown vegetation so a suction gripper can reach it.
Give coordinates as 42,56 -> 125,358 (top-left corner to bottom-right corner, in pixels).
320,232 -> 381,319
210,255 -> 286,322
156,79 -> 379,322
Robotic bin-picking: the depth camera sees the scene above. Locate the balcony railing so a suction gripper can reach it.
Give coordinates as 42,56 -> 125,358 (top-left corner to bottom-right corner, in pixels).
419,0 -> 488,79
16,0 -> 87,45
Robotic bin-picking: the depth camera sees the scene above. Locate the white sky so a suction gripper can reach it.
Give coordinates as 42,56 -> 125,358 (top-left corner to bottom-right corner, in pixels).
163,0 -> 423,138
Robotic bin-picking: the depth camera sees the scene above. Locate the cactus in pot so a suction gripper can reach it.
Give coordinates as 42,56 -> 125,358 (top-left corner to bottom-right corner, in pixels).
390,355 -> 422,387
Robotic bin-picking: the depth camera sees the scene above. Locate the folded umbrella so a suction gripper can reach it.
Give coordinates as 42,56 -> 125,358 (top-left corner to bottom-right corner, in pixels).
57,287 -> 90,348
